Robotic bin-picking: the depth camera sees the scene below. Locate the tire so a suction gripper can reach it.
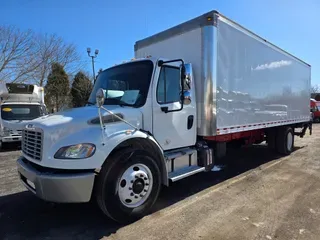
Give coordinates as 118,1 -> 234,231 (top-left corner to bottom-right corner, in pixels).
95,149 -> 161,223
267,128 -> 277,150
276,127 -> 294,155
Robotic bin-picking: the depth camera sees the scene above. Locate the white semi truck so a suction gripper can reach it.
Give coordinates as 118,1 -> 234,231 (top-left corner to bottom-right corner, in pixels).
17,10 -> 312,223
0,83 -> 47,149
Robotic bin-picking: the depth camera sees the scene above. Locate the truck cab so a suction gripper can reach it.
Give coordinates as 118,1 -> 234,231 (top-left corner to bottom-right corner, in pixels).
17,57 -> 198,222
0,83 -> 47,149
310,98 -> 320,123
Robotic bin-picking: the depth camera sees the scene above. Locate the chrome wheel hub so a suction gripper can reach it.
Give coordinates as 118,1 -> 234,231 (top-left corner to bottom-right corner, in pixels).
118,163 -> 153,208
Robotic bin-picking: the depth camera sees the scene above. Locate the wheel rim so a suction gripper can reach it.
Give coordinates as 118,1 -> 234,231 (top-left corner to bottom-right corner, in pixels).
287,131 -> 293,151
117,163 -> 153,208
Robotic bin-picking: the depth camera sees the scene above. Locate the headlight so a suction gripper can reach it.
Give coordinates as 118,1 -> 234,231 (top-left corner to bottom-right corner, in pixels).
54,143 -> 96,159
2,127 -> 10,136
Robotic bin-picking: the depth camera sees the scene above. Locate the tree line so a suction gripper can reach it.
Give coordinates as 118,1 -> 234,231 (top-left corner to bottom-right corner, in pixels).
0,25 -> 93,112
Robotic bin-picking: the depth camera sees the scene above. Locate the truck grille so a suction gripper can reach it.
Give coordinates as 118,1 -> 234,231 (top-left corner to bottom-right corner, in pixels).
22,130 -> 43,161
10,130 -> 22,136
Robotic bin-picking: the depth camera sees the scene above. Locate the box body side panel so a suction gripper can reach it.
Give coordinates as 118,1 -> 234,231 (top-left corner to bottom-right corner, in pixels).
134,28 -> 202,85
215,16 -> 311,131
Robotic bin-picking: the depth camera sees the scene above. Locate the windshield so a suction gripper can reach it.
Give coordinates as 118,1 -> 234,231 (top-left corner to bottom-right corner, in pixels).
88,60 -> 154,107
1,104 -> 42,121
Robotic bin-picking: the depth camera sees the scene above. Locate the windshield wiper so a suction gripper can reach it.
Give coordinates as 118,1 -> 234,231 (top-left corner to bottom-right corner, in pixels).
118,101 -> 135,108
86,101 -> 95,106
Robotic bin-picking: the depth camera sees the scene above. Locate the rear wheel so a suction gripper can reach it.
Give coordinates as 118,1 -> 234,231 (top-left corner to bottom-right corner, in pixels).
95,149 -> 161,223
276,127 -> 294,155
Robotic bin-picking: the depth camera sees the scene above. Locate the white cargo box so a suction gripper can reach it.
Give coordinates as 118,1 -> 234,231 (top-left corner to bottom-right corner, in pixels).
0,83 -> 44,104
135,10 -> 311,136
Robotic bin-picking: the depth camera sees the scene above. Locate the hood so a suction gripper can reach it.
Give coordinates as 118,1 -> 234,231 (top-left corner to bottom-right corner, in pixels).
26,105 -> 143,144
31,105 -> 140,126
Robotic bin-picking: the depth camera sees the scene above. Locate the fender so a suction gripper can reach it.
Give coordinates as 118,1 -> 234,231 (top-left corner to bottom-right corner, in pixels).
41,125 -> 167,173
102,131 -> 169,186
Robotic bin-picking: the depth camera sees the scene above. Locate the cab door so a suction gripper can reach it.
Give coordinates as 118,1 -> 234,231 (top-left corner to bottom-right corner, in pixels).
152,60 -> 196,150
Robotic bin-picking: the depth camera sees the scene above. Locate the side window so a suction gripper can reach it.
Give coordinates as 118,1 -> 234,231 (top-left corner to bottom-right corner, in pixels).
157,67 -> 181,104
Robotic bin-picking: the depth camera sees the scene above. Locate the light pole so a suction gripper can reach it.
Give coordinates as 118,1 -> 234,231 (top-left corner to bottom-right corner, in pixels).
87,47 -> 99,83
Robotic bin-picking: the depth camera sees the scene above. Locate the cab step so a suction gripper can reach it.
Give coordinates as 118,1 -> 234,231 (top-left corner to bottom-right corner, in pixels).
168,165 -> 205,182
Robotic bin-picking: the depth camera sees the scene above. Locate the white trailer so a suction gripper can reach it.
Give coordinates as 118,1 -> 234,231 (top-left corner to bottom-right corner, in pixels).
16,10 -> 312,223
0,83 -> 47,148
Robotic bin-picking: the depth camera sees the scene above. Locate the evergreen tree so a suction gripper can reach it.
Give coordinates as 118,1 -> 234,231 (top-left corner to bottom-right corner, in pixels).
44,62 -> 70,112
70,71 -> 93,108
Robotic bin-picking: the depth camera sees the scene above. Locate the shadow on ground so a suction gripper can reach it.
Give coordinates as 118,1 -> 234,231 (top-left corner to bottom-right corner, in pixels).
0,142 -> 21,153
0,143 -> 302,239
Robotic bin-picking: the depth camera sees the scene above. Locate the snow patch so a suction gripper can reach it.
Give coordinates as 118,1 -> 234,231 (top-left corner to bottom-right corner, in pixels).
252,222 -> 264,227
310,208 -> 316,214
211,165 -> 225,172
299,229 -> 305,234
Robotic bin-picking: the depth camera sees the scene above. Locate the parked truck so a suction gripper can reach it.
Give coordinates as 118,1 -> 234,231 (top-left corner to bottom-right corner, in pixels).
0,83 -> 47,149
310,98 -> 320,122
17,10 -> 312,223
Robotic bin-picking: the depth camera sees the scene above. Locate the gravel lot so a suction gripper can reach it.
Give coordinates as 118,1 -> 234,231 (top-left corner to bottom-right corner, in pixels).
0,125 -> 319,240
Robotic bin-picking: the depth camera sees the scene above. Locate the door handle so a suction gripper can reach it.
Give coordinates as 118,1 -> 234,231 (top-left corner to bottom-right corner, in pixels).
187,115 -> 194,129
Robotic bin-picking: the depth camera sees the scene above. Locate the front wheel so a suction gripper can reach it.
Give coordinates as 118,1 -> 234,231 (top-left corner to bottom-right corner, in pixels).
95,149 -> 161,223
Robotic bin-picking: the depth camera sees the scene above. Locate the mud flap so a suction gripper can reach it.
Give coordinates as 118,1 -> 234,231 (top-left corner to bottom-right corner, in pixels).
294,122 -> 312,138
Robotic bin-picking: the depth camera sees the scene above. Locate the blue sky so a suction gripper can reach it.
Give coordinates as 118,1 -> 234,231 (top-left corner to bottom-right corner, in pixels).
1,0 -> 319,85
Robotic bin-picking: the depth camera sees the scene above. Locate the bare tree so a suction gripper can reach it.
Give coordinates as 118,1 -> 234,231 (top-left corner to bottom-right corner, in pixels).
0,25 -> 37,82
0,25 -> 84,86
30,33 -> 83,86
311,84 -> 319,94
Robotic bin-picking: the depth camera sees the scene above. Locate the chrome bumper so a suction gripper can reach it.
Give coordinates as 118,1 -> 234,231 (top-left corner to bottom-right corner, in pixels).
2,135 -> 22,142
17,157 -> 95,203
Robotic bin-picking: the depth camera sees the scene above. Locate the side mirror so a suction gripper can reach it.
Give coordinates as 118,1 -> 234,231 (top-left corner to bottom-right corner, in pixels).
180,64 -> 186,84
183,90 -> 192,105
182,63 -> 193,105
96,88 -> 106,107
184,63 -> 192,89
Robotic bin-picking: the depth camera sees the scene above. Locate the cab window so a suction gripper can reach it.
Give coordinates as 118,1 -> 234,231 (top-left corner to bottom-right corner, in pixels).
157,66 -> 181,104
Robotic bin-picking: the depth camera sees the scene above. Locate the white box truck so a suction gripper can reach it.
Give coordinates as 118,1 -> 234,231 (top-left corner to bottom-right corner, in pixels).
0,83 -> 47,149
16,10 -> 312,223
